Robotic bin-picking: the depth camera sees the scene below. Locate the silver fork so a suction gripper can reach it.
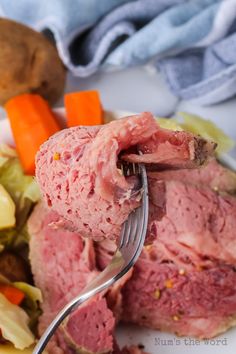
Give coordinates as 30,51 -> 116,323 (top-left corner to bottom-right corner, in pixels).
33,161 -> 148,354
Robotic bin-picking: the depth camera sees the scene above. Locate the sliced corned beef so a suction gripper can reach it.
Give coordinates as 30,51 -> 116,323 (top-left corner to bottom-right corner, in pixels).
149,158 -> 236,194
105,270 -> 133,323
95,165 -> 236,269
30,167 -> 236,345
36,112 -> 215,241
122,126 -> 214,169
147,179 -> 236,267
120,167 -> 236,339
33,112 -> 236,343
95,239 -> 117,270
94,164 -> 236,339
63,298 -> 115,353
121,257 -> 236,339
28,203 -> 115,354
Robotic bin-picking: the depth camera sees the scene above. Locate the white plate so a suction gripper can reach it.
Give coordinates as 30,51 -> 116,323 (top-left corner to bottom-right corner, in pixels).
0,108 -> 129,146
1,109 -> 236,354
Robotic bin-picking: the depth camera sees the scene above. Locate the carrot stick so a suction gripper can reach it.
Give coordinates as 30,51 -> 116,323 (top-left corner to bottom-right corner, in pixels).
0,284 -> 25,305
65,90 -> 103,127
5,94 -> 60,175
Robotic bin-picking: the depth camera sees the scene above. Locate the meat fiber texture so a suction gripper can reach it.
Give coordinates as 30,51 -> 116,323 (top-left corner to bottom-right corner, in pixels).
120,160 -> 236,339
149,158 -> 236,194
28,202 -> 134,354
36,112 -> 216,242
30,159 -> 236,349
29,203 -> 114,354
94,160 -> 236,338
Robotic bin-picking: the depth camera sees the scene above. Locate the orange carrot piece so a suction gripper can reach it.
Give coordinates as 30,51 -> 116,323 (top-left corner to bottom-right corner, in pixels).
0,284 -> 25,306
5,94 -> 60,175
65,90 -> 103,127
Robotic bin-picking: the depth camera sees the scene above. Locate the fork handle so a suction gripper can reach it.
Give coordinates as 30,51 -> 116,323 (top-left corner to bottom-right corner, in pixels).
33,254 -> 126,354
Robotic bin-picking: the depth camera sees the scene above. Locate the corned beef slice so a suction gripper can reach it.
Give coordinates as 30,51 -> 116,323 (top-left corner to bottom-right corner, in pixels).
148,179 -> 236,267
122,259 -> 236,339
150,158 -> 236,194
95,162 -> 236,339
28,203 -> 115,354
121,168 -> 236,339
36,112 -> 215,241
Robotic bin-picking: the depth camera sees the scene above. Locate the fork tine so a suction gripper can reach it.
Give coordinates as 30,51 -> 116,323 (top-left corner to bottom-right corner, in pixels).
121,212 -> 133,247
120,208 -> 145,259
127,211 -> 138,247
120,161 -> 146,248
133,206 -> 145,245
121,204 -> 146,253
124,164 -> 148,249
121,161 -> 138,177
119,219 -> 128,248
130,206 -> 142,244
130,209 -> 140,245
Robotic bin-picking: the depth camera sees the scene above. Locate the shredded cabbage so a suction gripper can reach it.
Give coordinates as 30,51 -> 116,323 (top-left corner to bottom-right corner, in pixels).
178,112 -> 235,154
0,157 -> 40,221
157,117 -> 183,131
156,113 -> 235,155
0,145 -> 40,249
0,222 -> 30,250
13,283 -> 42,331
0,344 -> 34,353
0,144 -> 17,158
13,283 -> 42,304
0,294 -> 35,350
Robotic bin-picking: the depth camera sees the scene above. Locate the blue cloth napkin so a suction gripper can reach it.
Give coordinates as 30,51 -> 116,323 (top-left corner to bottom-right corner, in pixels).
1,0 -> 236,105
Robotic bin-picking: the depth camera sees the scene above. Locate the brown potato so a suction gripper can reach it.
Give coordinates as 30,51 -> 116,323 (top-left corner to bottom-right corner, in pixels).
0,251 -> 31,283
0,19 -> 66,105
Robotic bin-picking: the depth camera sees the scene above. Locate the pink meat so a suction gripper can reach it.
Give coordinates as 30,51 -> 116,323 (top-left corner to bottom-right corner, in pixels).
148,179 -> 236,268
122,258 -> 236,338
105,270 -> 133,322
120,166 -> 236,339
36,112 -> 215,241
149,158 -> 236,193
63,299 -> 114,353
30,157 -> 236,345
28,203 -> 135,354
95,163 -> 236,339
95,239 -> 117,270
28,203 -> 115,354
34,112 -> 236,343
96,164 -> 236,270
123,127 -> 214,169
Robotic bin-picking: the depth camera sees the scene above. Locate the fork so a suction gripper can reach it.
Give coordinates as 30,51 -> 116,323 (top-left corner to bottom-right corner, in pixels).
33,161 -> 148,354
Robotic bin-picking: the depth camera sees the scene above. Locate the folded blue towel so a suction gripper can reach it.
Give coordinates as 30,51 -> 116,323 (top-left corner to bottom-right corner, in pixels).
1,0 -> 236,105
158,24 -> 236,105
